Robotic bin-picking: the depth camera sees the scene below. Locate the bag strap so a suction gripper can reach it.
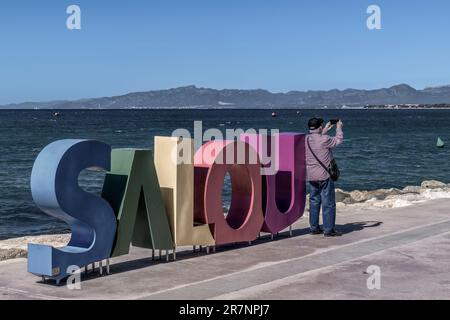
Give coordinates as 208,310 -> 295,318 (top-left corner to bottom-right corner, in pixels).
307,136 -> 331,175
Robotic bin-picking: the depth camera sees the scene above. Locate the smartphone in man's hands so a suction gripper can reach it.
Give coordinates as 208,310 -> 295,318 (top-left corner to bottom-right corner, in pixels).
330,119 -> 340,125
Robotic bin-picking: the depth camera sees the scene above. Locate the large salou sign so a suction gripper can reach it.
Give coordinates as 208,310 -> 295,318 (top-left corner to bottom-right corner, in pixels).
28,133 -> 306,283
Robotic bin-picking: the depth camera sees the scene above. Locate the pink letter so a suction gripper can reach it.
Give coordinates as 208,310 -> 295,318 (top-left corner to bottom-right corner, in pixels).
240,133 -> 306,234
194,140 -> 264,245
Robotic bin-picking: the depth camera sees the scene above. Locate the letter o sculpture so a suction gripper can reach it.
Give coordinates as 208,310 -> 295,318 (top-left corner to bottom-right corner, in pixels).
194,140 -> 264,245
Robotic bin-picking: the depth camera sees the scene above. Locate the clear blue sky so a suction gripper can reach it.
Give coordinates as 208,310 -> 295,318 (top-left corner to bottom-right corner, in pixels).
1,0 -> 450,104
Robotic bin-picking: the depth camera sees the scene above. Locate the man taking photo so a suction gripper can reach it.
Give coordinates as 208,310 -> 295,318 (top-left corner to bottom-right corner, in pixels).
306,117 -> 344,237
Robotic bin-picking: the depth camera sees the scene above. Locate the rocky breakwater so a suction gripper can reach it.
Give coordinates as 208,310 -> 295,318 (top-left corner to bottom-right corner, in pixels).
333,180 -> 450,212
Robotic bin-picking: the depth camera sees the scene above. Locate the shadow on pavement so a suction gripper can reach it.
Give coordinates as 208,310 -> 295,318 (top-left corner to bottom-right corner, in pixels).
37,221 -> 383,286
337,221 -> 383,235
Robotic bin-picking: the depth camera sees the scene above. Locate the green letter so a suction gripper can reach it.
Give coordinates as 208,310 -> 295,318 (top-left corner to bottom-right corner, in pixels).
102,149 -> 174,257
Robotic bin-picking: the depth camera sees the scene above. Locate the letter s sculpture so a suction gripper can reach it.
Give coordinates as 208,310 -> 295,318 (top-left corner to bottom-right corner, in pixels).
28,140 -> 117,282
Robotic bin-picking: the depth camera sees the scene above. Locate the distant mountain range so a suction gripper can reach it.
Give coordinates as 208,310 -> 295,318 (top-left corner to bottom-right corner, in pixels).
2,84 -> 450,109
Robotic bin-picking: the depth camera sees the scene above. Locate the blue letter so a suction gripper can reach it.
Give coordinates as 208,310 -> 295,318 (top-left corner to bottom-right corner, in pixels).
28,140 -> 117,282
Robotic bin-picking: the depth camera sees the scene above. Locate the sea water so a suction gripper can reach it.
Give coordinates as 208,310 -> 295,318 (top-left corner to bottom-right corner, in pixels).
0,109 -> 449,239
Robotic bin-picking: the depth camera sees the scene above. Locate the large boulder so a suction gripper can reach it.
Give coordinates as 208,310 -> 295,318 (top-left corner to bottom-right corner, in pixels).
348,190 -> 369,202
0,248 -> 27,261
421,180 -> 447,189
349,188 -> 403,203
335,188 -> 351,203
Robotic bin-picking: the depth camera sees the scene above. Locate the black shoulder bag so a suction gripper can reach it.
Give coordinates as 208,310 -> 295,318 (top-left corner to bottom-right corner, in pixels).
307,137 -> 340,182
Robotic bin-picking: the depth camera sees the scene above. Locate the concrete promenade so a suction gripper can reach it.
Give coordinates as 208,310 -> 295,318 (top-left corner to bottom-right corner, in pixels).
1,199 -> 450,300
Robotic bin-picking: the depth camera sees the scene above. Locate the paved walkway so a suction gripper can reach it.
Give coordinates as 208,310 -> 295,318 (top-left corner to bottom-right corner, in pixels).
1,199 -> 450,300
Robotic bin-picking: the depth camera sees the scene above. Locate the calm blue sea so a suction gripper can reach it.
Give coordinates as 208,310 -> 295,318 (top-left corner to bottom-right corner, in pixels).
0,109 -> 449,239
